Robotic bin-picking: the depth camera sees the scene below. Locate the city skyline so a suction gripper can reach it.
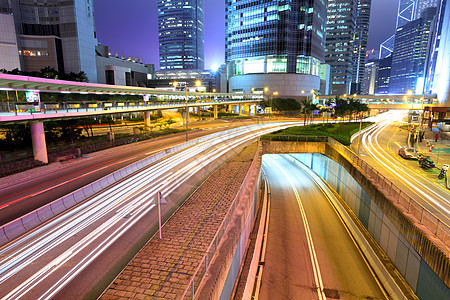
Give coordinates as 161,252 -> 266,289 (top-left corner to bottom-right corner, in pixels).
94,0 -> 397,69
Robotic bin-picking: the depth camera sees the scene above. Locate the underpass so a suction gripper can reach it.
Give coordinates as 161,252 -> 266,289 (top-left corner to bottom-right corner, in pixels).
259,154 -> 387,299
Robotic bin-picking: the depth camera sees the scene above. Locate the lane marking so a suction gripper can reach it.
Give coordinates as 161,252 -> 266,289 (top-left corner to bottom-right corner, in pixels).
0,156 -> 138,210
267,155 -> 326,300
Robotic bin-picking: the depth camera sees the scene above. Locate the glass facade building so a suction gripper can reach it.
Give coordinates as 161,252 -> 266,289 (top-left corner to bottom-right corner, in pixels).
388,7 -> 436,94
352,0 -> 372,94
0,0 -> 98,82
325,0 -> 358,95
157,0 -> 205,70
225,0 -> 327,78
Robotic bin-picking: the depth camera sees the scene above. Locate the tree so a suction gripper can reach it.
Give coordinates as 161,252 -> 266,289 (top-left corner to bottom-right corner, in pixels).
164,118 -> 176,128
300,98 -> 312,125
325,97 -> 335,123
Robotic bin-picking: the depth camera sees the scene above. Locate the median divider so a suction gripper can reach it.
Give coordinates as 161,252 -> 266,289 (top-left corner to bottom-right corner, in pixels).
36,205 -> 54,223
3,219 -> 26,242
62,194 -> 77,209
0,126 -> 263,246
50,199 -> 66,215
22,211 -> 41,231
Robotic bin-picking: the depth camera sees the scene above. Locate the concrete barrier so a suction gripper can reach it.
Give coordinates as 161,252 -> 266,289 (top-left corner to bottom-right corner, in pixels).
36,205 -> 55,223
0,126 -> 265,246
21,211 -> 41,231
82,185 -> 95,198
50,199 -> 66,215
72,189 -> 86,203
0,228 -> 8,245
62,194 -> 77,209
3,219 -> 26,241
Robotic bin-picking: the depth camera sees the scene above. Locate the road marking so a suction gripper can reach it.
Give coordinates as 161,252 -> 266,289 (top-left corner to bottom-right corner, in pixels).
267,155 -> 326,300
0,156 -> 139,210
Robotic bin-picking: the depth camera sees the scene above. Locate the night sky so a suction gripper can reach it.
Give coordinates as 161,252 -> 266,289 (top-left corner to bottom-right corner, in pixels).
94,0 -> 397,70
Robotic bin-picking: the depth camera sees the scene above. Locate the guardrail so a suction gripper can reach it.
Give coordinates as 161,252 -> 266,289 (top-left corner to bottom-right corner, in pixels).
327,137 -> 450,248
181,143 -> 261,300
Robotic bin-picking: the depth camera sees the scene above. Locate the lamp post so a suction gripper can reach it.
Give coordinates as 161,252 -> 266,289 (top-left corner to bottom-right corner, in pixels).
264,87 -> 269,115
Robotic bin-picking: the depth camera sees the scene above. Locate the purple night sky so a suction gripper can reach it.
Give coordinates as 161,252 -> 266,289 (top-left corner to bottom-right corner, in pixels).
94,0 -> 397,70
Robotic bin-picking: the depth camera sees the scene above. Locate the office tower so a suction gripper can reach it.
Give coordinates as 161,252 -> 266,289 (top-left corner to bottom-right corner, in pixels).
429,0 -> 450,105
389,7 -> 436,94
225,0 -> 327,98
362,60 -> 378,95
416,0 -> 440,18
376,56 -> 392,94
0,2 -> 20,71
0,0 -> 97,82
157,0 -> 204,70
325,0 -> 358,95
379,0 -> 416,59
352,0 -> 372,94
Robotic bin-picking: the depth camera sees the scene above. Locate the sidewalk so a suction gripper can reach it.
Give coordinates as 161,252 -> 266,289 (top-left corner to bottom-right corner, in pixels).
100,143 -> 258,299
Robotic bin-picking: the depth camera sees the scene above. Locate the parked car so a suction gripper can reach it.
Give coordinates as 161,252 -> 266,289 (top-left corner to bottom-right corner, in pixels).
398,147 -> 419,159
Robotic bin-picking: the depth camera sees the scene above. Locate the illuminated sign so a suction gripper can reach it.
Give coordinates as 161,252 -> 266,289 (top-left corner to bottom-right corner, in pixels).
26,91 -> 41,112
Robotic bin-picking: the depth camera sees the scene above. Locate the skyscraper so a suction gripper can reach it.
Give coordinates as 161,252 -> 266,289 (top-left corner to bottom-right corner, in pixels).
225,0 -> 327,98
389,7 -> 436,94
352,0 -> 372,94
0,0 -> 98,82
157,0 -> 204,70
379,0 -> 416,59
416,0 -> 440,18
325,0 -> 358,95
428,0 -> 450,105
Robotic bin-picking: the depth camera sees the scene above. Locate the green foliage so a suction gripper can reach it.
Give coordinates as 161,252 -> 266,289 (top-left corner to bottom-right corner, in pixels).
261,98 -> 301,111
0,67 -> 88,82
267,122 -> 373,146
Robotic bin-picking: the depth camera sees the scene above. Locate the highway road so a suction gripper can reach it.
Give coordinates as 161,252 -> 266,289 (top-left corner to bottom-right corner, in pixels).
353,111 -> 450,228
0,119 -> 264,226
259,154 -> 387,299
0,122 -> 300,299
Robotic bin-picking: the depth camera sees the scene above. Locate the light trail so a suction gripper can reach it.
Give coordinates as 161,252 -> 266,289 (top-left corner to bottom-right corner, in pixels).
0,121 -> 301,299
360,111 -> 450,223
265,155 -> 326,300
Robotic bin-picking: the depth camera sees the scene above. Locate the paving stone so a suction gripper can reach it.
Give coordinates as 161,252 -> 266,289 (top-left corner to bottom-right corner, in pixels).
101,144 -> 257,299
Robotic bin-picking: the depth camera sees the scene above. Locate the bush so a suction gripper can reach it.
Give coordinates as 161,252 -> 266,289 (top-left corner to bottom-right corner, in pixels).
266,122 -> 373,145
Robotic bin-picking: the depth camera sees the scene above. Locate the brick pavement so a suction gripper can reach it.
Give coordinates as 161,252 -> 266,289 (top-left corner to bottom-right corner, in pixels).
101,143 -> 258,300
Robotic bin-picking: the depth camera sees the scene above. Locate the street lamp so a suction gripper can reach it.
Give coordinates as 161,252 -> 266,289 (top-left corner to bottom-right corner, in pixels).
272,91 -> 278,116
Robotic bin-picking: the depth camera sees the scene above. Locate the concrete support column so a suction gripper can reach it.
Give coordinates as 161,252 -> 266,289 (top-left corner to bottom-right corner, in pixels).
213,105 -> 218,119
30,121 -> 48,163
144,111 -> 151,129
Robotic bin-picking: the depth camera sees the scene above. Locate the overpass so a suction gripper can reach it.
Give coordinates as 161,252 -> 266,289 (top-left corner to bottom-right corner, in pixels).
0,74 -> 262,163
315,93 -> 439,110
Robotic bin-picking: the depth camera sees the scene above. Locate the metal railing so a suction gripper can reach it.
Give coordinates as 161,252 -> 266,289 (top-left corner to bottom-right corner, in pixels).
326,137 -> 450,248
0,99 -> 260,116
181,144 -> 261,299
260,135 -> 329,143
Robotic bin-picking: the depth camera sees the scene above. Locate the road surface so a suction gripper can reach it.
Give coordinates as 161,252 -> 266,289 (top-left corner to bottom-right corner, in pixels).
353,111 -> 450,227
0,122 -> 300,299
259,154 -> 388,299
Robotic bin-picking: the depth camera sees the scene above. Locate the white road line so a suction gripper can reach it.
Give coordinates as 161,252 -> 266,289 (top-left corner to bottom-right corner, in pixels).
266,155 -> 326,300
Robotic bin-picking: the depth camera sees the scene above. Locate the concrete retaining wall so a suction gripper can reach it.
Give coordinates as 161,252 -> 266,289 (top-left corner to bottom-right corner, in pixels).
195,150 -> 262,300
260,142 -> 449,299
